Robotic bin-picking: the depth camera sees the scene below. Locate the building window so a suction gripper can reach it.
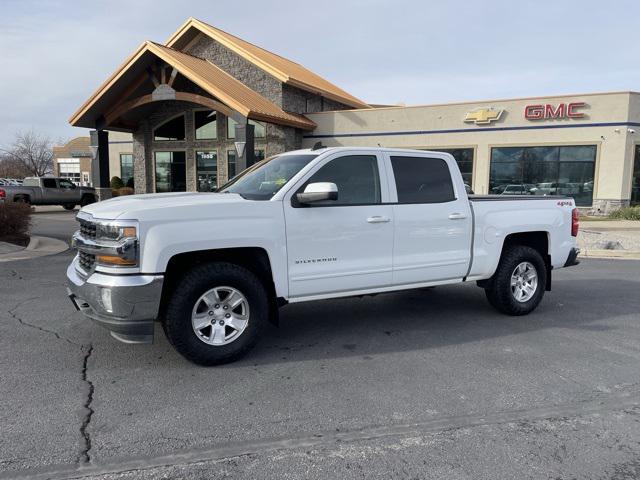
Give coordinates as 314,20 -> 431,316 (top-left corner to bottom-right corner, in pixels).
632,145 -> 640,206
391,156 -> 455,204
196,150 -> 217,192
425,148 -> 474,189
119,154 -> 134,187
154,151 -> 186,192
194,110 -> 217,140
227,149 -> 265,180
227,118 -> 266,139
154,115 -> 185,141
490,145 -> 596,206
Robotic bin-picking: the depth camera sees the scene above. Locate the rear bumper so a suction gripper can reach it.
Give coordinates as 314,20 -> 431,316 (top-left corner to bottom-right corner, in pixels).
66,257 -> 163,343
564,247 -> 580,267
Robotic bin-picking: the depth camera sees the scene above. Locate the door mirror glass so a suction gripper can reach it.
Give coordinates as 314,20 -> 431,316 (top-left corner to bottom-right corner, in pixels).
296,182 -> 338,204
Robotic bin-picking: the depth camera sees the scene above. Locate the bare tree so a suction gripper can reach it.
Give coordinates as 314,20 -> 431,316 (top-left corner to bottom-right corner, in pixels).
1,131 -> 54,177
0,153 -> 31,178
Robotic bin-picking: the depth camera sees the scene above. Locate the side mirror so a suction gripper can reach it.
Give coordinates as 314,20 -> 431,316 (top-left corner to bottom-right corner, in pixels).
295,182 -> 338,204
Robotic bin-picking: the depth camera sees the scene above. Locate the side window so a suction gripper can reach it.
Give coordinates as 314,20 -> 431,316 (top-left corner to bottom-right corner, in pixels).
391,156 -> 455,204
42,178 -> 57,188
301,155 -> 381,206
59,179 -> 75,188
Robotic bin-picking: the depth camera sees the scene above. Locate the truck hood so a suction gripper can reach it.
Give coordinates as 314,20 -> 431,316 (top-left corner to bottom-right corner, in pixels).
81,192 -> 249,220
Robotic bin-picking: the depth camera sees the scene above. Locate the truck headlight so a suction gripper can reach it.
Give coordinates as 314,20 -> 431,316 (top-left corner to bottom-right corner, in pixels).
95,224 -> 137,241
94,223 -> 139,267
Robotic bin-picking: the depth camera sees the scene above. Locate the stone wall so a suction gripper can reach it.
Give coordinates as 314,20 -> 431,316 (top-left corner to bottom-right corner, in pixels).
282,84 -> 352,114
186,35 -> 282,106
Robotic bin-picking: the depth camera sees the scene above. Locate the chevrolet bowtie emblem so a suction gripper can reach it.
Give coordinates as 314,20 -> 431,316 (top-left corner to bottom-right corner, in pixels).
464,107 -> 504,125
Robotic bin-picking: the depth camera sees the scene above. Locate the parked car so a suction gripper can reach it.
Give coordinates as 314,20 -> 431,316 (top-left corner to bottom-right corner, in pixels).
67,147 -> 580,365
499,184 -> 532,195
0,177 -> 97,210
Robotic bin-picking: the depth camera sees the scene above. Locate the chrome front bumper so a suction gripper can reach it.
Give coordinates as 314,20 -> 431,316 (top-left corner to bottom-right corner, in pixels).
66,257 -> 164,344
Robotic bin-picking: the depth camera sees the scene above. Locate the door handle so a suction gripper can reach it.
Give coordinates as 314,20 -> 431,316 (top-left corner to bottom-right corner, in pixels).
367,216 -> 391,223
448,212 -> 468,220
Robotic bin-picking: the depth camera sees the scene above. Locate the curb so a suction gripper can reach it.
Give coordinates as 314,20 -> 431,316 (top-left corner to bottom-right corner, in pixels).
0,235 -> 69,263
580,249 -> 640,260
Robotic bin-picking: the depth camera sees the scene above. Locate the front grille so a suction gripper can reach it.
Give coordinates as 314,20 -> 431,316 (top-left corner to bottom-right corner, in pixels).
78,251 -> 96,272
79,219 -> 96,239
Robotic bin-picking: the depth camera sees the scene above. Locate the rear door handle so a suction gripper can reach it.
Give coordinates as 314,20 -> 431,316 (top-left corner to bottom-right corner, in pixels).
367,216 -> 391,223
448,212 -> 468,220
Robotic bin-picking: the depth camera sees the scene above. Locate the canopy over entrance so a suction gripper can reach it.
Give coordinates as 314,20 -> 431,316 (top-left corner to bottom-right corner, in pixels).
69,41 -> 317,132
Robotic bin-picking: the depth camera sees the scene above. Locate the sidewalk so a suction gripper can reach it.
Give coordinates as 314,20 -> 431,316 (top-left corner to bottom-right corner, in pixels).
0,235 -> 69,263
579,220 -> 640,260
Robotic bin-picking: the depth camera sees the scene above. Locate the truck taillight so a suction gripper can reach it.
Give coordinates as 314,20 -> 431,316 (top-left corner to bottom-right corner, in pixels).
571,208 -> 579,237
0,188 -> 5,199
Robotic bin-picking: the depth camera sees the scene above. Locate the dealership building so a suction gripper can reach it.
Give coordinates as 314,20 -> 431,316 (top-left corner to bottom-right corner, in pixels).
71,17 -> 640,213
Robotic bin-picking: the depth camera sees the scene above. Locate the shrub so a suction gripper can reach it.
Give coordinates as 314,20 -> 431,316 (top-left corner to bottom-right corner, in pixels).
0,202 -> 32,238
609,206 -> 640,221
125,177 -> 135,189
117,187 -> 135,196
110,176 -> 124,190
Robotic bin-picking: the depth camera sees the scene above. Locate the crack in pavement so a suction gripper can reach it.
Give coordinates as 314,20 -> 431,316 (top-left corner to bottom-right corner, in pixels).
77,345 -> 95,465
6,298 -> 80,346
4,388 -> 640,480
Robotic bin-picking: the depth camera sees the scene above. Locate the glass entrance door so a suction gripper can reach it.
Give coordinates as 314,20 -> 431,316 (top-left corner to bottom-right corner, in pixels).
196,151 -> 217,192
154,151 -> 186,192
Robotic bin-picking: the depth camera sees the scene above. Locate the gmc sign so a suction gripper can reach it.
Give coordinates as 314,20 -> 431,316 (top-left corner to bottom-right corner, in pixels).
524,102 -> 586,120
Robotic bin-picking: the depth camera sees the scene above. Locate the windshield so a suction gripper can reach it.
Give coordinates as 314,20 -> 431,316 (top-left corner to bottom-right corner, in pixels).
219,153 -> 318,200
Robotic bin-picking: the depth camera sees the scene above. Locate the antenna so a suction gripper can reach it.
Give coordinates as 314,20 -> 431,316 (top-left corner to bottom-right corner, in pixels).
311,141 -> 326,151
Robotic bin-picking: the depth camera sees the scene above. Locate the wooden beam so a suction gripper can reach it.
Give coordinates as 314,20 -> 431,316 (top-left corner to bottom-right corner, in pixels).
146,67 -> 159,88
104,91 -> 235,126
167,68 -> 178,87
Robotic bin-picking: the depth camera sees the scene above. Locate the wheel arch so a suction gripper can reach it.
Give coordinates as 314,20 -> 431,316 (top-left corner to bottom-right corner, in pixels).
159,247 -> 282,326
480,231 -> 552,291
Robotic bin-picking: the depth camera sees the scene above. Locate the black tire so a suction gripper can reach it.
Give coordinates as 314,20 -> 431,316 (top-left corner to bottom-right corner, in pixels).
484,245 -> 547,316
15,196 -> 30,205
163,262 -> 269,366
62,204 -> 76,211
80,195 -> 95,207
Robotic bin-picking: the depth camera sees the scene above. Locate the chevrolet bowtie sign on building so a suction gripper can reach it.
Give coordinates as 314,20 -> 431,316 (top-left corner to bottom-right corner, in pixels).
464,107 -> 504,125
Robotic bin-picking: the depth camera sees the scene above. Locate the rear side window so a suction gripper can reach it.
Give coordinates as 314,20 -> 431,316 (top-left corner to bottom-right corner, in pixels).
42,178 -> 56,188
391,156 -> 455,203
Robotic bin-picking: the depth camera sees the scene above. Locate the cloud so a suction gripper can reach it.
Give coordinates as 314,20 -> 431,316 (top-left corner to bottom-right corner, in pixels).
1,0 -> 638,147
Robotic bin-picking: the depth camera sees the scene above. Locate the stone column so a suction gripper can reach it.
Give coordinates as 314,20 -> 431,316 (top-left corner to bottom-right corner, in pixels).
89,129 -> 112,201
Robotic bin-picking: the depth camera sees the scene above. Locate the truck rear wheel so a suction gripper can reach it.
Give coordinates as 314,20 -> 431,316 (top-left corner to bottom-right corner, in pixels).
484,245 -> 546,316
163,262 -> 269,366
62,204 -> 76,211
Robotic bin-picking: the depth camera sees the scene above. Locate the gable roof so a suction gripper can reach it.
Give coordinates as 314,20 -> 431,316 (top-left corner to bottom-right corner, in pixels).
166,17 -> 370,109
69,41 -> 316,131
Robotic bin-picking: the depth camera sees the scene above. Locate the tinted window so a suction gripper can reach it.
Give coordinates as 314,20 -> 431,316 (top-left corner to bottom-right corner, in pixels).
195,110 -> 217,140
302,155 -> 380,206
391,156 -> 455,203
154,115 -> 185,141
42,178 -> 56,188
59,179 -> 75,188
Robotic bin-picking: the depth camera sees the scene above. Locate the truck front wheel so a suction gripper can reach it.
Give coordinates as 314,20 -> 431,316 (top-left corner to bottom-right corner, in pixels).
484,245 -> 547,316
163,262 -> 269,366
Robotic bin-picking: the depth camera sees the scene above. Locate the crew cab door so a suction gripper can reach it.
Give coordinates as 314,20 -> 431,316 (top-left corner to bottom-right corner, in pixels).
283,152 -> 394,298
385,152 -> 472,285
41,177 -> 61,203
57,178 -> 78,203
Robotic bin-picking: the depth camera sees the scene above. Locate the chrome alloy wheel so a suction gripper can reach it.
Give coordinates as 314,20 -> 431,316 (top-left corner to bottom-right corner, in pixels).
191,286 -> 250,346
510,261 -> 538,303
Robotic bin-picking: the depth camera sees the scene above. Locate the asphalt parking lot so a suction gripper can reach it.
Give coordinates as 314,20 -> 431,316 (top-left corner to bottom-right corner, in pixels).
1,211 -> 640,479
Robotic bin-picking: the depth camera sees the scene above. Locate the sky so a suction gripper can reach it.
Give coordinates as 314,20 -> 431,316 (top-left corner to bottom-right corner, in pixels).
1,0 -> 639,147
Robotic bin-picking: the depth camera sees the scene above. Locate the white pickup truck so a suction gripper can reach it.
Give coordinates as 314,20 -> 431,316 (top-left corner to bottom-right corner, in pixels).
67,147 -> 580,365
